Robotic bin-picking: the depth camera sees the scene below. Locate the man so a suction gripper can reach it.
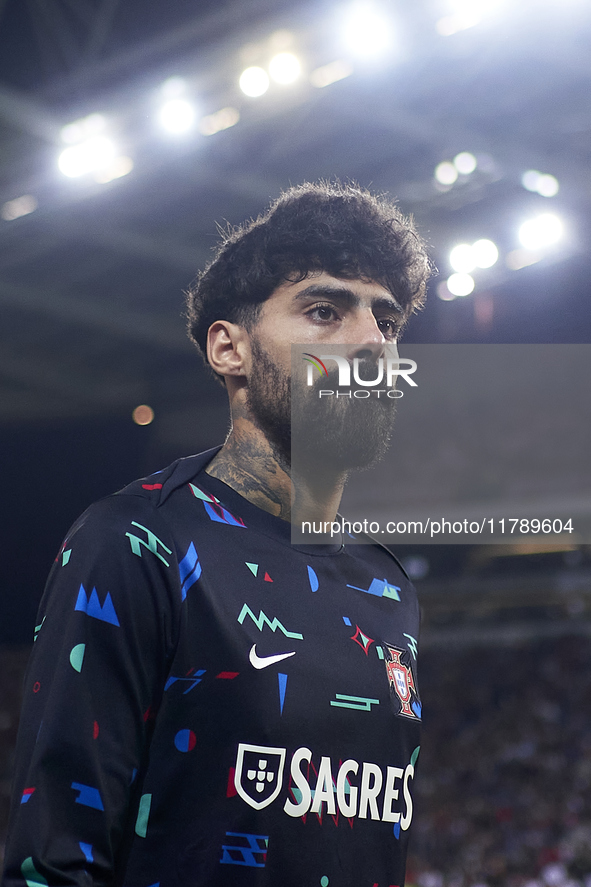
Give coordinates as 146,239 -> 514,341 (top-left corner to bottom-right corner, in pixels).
3,181 -> 431,887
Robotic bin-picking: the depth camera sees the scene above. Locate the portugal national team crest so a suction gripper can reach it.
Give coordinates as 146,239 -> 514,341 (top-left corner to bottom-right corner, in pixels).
384,645 -> 421,720
234,743 -> 286,810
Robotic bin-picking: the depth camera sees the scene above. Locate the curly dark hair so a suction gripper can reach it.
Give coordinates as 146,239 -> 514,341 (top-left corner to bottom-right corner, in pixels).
185,180 -> 433,358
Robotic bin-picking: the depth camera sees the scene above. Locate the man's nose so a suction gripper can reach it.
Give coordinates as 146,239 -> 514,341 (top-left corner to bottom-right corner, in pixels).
345,311 -> 386,362
353,345 -> 381,361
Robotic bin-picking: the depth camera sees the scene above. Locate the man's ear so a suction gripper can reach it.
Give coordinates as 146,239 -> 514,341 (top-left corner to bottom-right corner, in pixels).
207,321 -> 250,380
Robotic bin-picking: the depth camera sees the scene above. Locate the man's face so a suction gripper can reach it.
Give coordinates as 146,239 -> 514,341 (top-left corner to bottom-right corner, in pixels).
245,272 -> 405,474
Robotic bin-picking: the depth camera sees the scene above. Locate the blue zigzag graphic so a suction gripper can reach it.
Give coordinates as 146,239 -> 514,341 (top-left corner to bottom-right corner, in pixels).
74,585 -> 120,626
178,542 -> 202,601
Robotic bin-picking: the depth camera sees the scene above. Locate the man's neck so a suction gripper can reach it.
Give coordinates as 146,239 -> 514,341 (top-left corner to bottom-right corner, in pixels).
205,416 -> 345,525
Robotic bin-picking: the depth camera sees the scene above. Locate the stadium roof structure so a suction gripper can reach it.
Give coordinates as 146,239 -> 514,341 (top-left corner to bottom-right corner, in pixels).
0,0 -> 590,429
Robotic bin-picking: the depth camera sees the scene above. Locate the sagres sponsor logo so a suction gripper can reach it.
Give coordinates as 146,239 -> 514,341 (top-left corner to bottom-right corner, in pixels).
302,352 -> 417,399
234,744 -> 286,810
234,742 -> 417,829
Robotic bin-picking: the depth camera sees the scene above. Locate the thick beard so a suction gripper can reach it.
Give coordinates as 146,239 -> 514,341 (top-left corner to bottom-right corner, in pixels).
247,337 -> 396,476
246,337 -> 292,468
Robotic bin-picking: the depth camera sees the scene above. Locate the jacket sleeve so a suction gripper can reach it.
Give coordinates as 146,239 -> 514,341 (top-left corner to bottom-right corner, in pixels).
2,493 -> 181,887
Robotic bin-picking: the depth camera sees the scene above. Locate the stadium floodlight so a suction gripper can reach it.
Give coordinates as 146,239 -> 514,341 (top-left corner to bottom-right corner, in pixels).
1,194 -> 38,221
434,161 -> 458,185
450,239 -> 499,273
340,2 -> 395,59
450,243 -> 475,273
518,213 -> 563,250
506,248 -> 543,271
310,60 -> 354,88
472,239 -> 499,268
58,136 -> 117,178
521,170 -> 560,197
269,52 -> 301,85
158,98 -> 196,135
447,272 -> 475,296
521,169 -> 541,192
453,151 -> 477,175
239,66 -> 270,97
94,156 -> 134,184
436,15 -> 476,36
536,174 -> 560,197
199,107 -> 240,136
436,0 -> 506,35
160,76 -> 187,98
60,113 -> 106,145
437,280 -> 457,300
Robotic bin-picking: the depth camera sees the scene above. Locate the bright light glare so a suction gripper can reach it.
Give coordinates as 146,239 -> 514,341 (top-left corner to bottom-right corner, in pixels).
450,0 -> 505,9
239,66 -> 270,97
199,107 -> 240,136
160,76 -> 187,98
506,249 -> 543,271
58,136 -> 116,177
60,122 -> 84,145
269,52 -> 301,84
437,280 -> 456,301
436,0 -> 506,35
435,161 -> 458,185
447,272 -> 475,296
310,60 -> 354,88
340,2 -> 395,59
94,156 -> 134,184
60,113 -> 106,144
454,151 -> 477,174
436,15 -> 472,36
537,174 -> 559,197
1,194 -> 38,221
450,239 -> 499,272
521,169 -> 541,192
158,98 -> 196,134
450,243 -> 475,273
472,239 -> 499,268
518,214 -> 563,250
521,169 -> 559,197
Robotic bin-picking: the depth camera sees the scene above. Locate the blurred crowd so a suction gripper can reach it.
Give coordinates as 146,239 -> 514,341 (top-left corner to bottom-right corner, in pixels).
0,647 -> 29,871
408,636 -> 591,887
1,637 -> 590,884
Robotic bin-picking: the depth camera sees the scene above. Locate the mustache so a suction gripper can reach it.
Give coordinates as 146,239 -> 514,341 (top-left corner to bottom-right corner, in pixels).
305,361 -> 392,403
310,357 -> 385,389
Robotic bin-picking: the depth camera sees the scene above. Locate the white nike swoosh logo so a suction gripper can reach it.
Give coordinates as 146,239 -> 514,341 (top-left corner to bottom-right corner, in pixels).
249,644 -> 296,669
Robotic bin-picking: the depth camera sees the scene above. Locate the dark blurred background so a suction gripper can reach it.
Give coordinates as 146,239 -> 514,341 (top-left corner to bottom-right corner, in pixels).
1,1 -> 590,883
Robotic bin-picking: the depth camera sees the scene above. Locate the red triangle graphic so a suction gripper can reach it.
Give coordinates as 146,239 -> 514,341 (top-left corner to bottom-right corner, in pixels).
264,572 -> 273,582
226,767 -> 237,797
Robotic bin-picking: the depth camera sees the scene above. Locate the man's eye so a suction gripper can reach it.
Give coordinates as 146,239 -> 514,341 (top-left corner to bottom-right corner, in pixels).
308,304 -> 338,322
377,318 -> 399,338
